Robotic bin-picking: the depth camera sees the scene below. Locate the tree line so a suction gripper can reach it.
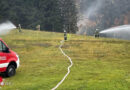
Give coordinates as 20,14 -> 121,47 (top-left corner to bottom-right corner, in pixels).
0,0 -> 78,33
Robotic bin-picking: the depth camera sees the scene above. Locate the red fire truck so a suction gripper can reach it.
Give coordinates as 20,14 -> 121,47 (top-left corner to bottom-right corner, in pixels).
0,38 -> 20,77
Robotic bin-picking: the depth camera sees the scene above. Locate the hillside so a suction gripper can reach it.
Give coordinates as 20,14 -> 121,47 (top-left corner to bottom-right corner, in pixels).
0,29 -> 130,90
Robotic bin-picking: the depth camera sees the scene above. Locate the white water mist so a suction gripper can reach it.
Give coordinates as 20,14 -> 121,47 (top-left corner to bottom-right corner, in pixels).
0,21 -> 16,35
77,0 -> 104,35
100,25 -> 130,40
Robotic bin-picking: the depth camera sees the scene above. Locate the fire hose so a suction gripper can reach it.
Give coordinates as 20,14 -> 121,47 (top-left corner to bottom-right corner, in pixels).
51,40 -> 73,90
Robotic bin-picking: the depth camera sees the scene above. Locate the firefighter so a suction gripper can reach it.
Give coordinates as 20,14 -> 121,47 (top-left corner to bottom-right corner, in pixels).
18,24 -> 22,32
36,25 -> 40,31
64,30 -> 67,41
95,29 -> 99,38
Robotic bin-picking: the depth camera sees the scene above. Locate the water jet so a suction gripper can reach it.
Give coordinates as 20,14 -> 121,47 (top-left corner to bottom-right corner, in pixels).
99,25 -> 130,40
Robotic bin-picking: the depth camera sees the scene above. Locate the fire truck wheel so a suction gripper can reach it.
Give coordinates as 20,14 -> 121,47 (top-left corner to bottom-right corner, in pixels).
6,65 -> 16,77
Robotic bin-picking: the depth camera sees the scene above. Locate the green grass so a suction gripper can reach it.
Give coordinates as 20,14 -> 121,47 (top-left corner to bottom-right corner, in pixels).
0,29 -> 130,90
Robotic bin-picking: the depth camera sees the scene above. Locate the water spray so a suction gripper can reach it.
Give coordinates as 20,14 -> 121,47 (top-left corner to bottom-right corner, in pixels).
99,25 -> 130,40
0,21 -> 16,35
77,0 -> 104,35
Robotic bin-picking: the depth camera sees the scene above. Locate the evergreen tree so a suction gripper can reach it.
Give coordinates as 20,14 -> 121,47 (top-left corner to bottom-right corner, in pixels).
59,0 -> 78,33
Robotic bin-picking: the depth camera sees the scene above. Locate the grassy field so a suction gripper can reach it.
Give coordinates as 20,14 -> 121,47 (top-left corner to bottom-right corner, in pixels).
0,29 -> 130,90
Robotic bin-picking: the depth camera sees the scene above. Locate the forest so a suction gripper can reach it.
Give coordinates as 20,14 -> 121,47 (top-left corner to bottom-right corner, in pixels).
0,0 -> 130,34
0,0 -> 77,33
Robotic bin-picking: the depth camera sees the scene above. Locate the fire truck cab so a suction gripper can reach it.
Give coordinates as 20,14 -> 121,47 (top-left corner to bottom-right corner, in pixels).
0,38 -> 19,77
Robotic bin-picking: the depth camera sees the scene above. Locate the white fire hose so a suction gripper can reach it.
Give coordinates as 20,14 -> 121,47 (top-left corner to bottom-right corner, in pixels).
51,40 -> 73,90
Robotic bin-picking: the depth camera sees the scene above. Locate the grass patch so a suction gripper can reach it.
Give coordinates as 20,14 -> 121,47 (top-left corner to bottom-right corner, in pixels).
0,29 -> 130,90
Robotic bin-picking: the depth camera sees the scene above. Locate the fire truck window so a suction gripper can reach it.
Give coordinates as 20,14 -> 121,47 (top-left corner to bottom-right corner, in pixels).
0,41 -> 8,52
2,42 -> 7,51
0,41 -> 2,52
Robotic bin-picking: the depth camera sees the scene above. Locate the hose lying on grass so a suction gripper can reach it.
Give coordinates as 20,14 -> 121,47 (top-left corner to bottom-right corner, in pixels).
51,40 -> 73,90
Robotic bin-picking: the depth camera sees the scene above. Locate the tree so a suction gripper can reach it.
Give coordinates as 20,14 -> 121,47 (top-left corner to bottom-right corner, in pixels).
59,0 -> 78,33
